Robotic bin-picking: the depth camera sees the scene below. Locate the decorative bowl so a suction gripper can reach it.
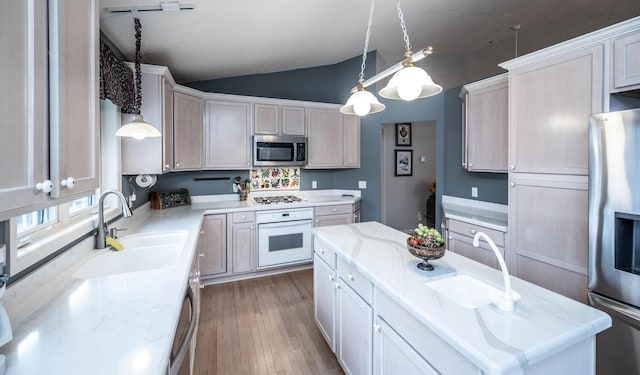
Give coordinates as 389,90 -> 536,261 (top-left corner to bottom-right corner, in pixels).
407,238 -> 445,271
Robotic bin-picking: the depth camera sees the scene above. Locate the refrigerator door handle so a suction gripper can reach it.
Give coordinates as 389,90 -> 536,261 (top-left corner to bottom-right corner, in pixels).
589,292 -> 640,330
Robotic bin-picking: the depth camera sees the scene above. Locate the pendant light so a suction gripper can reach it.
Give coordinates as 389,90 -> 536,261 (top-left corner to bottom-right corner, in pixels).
340,0 -> 385,116
378,0 -> 442,101
115,16 -> 161,139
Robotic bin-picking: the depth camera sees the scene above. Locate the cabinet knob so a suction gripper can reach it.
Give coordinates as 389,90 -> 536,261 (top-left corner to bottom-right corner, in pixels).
332,208 -> 337,212
462,162 -> 466,167
470,229 -> 476,235
250,226 -> 254,230
315,219 -> 320,224
347,273 -> 354,282
335,283 -> 341,289
199,252 -> 205,257
200,230 -> 205,234
176,162 -> 181,167
509,182 -> 516,187
509,164 -> 515,170
60,177 -> 75,189
318,249 -> 325,255
35,180 -> 53,193
468,163 -> 473,167
247,162 -> 250,166
448,236 -> 453,240
344,161 -> 348,166
373,324 -> 381,333
164,164 -> 170,170
328,274 -> 334,282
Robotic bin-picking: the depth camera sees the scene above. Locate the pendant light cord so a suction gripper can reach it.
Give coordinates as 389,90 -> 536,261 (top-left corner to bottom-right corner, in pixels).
134,17 -> 142,115
396,0 -> 412,54
358,0 -> 376,83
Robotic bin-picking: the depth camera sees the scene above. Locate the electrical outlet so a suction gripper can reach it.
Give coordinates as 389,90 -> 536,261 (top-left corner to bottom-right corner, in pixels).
358,181 -> 367,189
471,187 -> 478,198
312,181 -> 317,189
233,184 -> 238,193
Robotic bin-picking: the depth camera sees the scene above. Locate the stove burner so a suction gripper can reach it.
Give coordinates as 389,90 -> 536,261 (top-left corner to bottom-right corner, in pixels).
254,195 -> 303,205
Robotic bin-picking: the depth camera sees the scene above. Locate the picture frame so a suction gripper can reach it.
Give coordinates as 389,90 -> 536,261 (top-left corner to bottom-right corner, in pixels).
395,150 -> 413,176
395,123 -> 412,146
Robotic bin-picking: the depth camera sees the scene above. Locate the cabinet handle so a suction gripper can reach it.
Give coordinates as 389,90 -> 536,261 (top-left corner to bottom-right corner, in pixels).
200,230 -> 205,235
347,273 -> 354,282
35,180 -> 53,193
470,229 -> 476,235
60,177 -> 75,189
509,164 -> 515,170
510,182 -> 516,187
373,324 -> 381,333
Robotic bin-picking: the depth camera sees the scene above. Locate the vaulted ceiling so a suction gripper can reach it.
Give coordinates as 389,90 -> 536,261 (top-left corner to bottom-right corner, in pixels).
100,0 -> 640,89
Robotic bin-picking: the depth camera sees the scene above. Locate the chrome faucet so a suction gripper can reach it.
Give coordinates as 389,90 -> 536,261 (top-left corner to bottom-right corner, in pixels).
96,190 -> 133,249
473,231 -> 515,311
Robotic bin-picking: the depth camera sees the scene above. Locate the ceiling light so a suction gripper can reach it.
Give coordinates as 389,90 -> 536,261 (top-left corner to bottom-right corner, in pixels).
116,16 -> 161,139
340,0 -> 385,116
378,0 -> 442,101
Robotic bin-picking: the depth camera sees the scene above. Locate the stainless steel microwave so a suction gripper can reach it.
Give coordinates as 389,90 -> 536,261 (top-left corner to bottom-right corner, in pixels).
253,135 -> 307,167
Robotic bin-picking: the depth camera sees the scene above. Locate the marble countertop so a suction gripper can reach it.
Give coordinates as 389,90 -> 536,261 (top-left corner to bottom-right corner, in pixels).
0,189 -> 361,374
312,222 -> 611,374
442,195 -> 508,231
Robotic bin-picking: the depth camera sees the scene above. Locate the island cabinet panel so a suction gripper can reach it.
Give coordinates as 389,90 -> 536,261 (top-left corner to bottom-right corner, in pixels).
200,214 -> 227,277
373,318 -> 438,375
336,277 -> 373,375
508,44 -> 604,176
174,91 -> 204,170
313,253 -> 337,351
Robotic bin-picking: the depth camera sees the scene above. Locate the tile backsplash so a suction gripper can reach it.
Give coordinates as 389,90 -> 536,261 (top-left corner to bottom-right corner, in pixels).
250,168 -> 300,190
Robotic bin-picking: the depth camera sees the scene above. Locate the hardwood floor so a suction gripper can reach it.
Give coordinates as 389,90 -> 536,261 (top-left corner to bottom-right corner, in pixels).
194,269 -> 344,375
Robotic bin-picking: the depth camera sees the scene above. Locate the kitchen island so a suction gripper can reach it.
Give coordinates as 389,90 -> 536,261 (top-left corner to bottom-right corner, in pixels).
312,221 -> 611,374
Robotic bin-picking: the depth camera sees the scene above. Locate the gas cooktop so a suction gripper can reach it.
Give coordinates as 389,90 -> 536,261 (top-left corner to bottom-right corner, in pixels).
253,195 -> 303,205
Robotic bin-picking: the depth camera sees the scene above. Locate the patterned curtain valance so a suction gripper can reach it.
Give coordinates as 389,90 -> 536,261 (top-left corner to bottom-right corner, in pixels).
99,39 -> 135,113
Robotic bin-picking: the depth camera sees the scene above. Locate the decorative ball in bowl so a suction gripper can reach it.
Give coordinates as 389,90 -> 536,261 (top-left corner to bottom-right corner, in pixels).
407,224 -> 445,271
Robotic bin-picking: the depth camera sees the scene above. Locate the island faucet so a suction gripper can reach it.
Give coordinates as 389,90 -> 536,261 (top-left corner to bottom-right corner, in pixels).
96,189 -> 133,249
473,231 -> 514,311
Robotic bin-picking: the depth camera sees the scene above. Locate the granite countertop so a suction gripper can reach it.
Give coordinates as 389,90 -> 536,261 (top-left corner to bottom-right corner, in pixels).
442,195 -> 508,232
1,189 -> 361,374
312,222 -> 611,374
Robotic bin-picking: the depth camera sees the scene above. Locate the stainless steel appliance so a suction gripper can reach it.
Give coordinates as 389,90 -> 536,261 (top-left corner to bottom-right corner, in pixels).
253,135 -> 307,167
256,207 -> 313,269
588,108 -> 640,375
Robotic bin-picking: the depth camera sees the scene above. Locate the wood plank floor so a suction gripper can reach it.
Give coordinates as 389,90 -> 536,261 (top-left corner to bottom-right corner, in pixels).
194,269 -> 344,375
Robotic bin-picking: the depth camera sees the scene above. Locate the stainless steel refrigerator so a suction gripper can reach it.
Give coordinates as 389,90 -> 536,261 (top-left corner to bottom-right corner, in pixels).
589,108 -> 640,375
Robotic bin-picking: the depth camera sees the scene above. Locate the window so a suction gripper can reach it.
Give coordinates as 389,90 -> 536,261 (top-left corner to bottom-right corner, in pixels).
68,195 -> 95,216
16,207 -> 58,236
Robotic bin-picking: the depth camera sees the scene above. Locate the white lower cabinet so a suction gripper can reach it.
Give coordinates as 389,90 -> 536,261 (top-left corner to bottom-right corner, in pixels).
373,318 -> 438,375
336,277 -> 373,375
313,253 -> 336,351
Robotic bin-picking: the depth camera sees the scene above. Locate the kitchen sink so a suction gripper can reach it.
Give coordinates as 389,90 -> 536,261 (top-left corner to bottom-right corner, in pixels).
73,231 -> 188,279
425,273 -> 520,309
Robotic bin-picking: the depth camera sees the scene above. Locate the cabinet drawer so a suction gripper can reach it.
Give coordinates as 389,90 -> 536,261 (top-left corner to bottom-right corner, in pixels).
232,211 -> 255,223
314,241 -> 337,269
337,257 -> 373,304
315,204 -> 352,216
447,219 -> 504,247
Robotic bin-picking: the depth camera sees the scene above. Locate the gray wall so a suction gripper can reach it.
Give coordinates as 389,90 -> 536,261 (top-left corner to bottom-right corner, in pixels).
442,87 -> 508,204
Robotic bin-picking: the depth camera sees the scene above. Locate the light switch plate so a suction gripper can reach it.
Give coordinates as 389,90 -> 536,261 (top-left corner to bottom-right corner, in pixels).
358,181 -> 367,189
472,187 -> 478,197
312,181 -> 317,189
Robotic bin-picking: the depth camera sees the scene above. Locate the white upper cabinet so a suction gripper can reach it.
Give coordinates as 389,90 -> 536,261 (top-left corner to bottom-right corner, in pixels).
204,99 -> 252,169
0,0 -> 49,216
48,0 -> 100,198
612,30 -> 640,91
459,74 -> 508,173
174,90 -> 204,170
254,102 -> 306,136
306,106 -> 360,169
121,66 -> 176,175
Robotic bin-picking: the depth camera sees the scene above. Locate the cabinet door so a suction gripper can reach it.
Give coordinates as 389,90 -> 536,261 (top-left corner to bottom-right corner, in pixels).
254,103 -> 278,135
613,31 -> 640,90
231,221 -> 255,274
282,105 -> 306,135
466,76 -> 508,172
315,214 -> 353,227
509,45 -> 604,175
174,91 -> 203,170
447,231 -> 503,270
307,108 -> 342,168
373,318 -> 438,375
337,281 -> 373,375
343,114 -> 360,168
49,0 -> 99,198
0,0 -> 49,215
163,78 -> 174,172
314,254 -> 336,351
205,100 -> 251,169
509,175 -> 588,302
201,214 -> 227,277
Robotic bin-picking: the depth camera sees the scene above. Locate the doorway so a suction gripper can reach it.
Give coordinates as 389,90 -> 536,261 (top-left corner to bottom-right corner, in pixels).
381,121 -> 437,232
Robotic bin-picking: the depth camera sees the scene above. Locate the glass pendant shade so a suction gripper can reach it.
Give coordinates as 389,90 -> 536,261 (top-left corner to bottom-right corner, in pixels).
340,89 -> 385,116
115,114 -> 161,140
379,65 -> 443,101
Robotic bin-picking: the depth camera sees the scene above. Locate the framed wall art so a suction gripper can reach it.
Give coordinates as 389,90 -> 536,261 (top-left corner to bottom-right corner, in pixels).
395,150 -> 413,176
395,123 -> 412,146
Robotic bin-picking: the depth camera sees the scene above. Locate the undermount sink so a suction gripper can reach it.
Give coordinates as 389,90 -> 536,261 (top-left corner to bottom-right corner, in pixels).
425,273 -> 521,309
73,231 -> 188,279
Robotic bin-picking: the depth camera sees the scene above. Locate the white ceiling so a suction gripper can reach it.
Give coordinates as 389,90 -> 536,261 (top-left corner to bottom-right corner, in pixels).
99,0 -> 640,90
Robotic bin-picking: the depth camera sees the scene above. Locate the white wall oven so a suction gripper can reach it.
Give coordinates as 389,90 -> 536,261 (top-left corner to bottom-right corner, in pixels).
257,208 -> 313,269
